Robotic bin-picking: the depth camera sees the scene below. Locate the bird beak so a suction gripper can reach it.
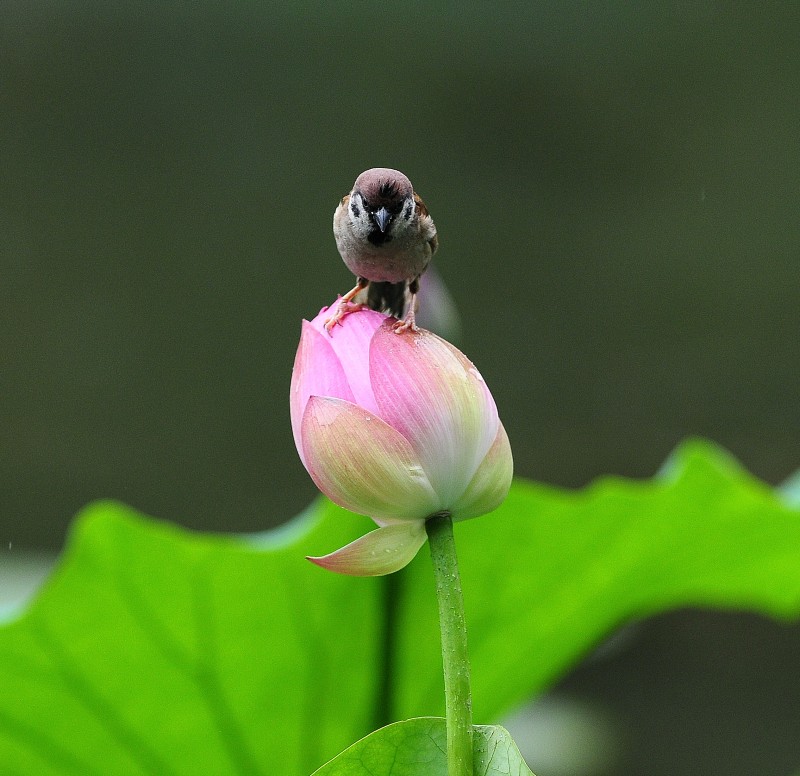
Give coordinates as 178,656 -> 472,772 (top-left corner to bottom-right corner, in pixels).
373,207 -> 391,233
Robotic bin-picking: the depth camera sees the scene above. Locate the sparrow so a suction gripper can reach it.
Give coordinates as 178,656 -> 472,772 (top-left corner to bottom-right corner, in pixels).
325,168 -> 438,333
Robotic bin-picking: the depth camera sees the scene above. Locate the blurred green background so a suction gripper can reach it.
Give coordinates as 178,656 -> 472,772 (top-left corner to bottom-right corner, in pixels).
2,2 -> 799,774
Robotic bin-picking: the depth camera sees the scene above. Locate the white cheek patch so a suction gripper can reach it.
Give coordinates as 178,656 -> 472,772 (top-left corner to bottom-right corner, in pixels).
350,211 -> 374,239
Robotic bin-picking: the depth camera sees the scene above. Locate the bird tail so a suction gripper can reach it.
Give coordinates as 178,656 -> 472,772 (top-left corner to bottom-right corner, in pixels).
366,281 -> 407,319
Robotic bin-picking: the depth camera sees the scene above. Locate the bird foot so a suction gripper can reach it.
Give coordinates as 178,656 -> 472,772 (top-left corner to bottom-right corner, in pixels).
323,299 -> 364,333
392,311 -> 418,334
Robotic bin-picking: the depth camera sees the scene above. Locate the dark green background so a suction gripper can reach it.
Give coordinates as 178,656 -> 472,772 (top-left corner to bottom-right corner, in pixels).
3,3 -> 799,546
2,3 -> 799,774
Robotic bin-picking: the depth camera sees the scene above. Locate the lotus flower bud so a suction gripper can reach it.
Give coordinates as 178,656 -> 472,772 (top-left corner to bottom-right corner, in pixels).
290,305 -> 512,575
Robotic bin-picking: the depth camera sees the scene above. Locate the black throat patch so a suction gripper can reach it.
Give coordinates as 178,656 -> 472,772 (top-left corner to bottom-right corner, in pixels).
367,229 -> 392,246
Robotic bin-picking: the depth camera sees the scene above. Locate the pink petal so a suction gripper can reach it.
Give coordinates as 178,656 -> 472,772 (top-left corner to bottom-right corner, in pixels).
306,522 -> 427,576
369,324 -> 500,507
451,423 -> 513,521
301,396 -> 441,523
308,305 -> 388,415
290,320 -> 354,466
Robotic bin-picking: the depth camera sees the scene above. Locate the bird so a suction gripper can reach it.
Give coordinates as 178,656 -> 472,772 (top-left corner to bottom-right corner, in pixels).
325,168 -> 438,333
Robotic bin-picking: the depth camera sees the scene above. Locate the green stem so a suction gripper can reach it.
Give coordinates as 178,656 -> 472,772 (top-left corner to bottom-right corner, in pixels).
426,513 -> 473,776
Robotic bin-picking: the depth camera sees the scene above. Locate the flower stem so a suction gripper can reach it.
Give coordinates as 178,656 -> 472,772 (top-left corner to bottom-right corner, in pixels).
426,513 -> 473,776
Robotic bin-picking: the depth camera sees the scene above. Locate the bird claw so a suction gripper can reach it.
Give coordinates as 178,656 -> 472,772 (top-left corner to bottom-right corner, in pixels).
392,310 -> 418,334
324,299 -> 364,333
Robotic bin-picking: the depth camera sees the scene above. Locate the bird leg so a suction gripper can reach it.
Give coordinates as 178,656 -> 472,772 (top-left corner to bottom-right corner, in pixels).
324,278 -> 368,332
392,276 -> 420,333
